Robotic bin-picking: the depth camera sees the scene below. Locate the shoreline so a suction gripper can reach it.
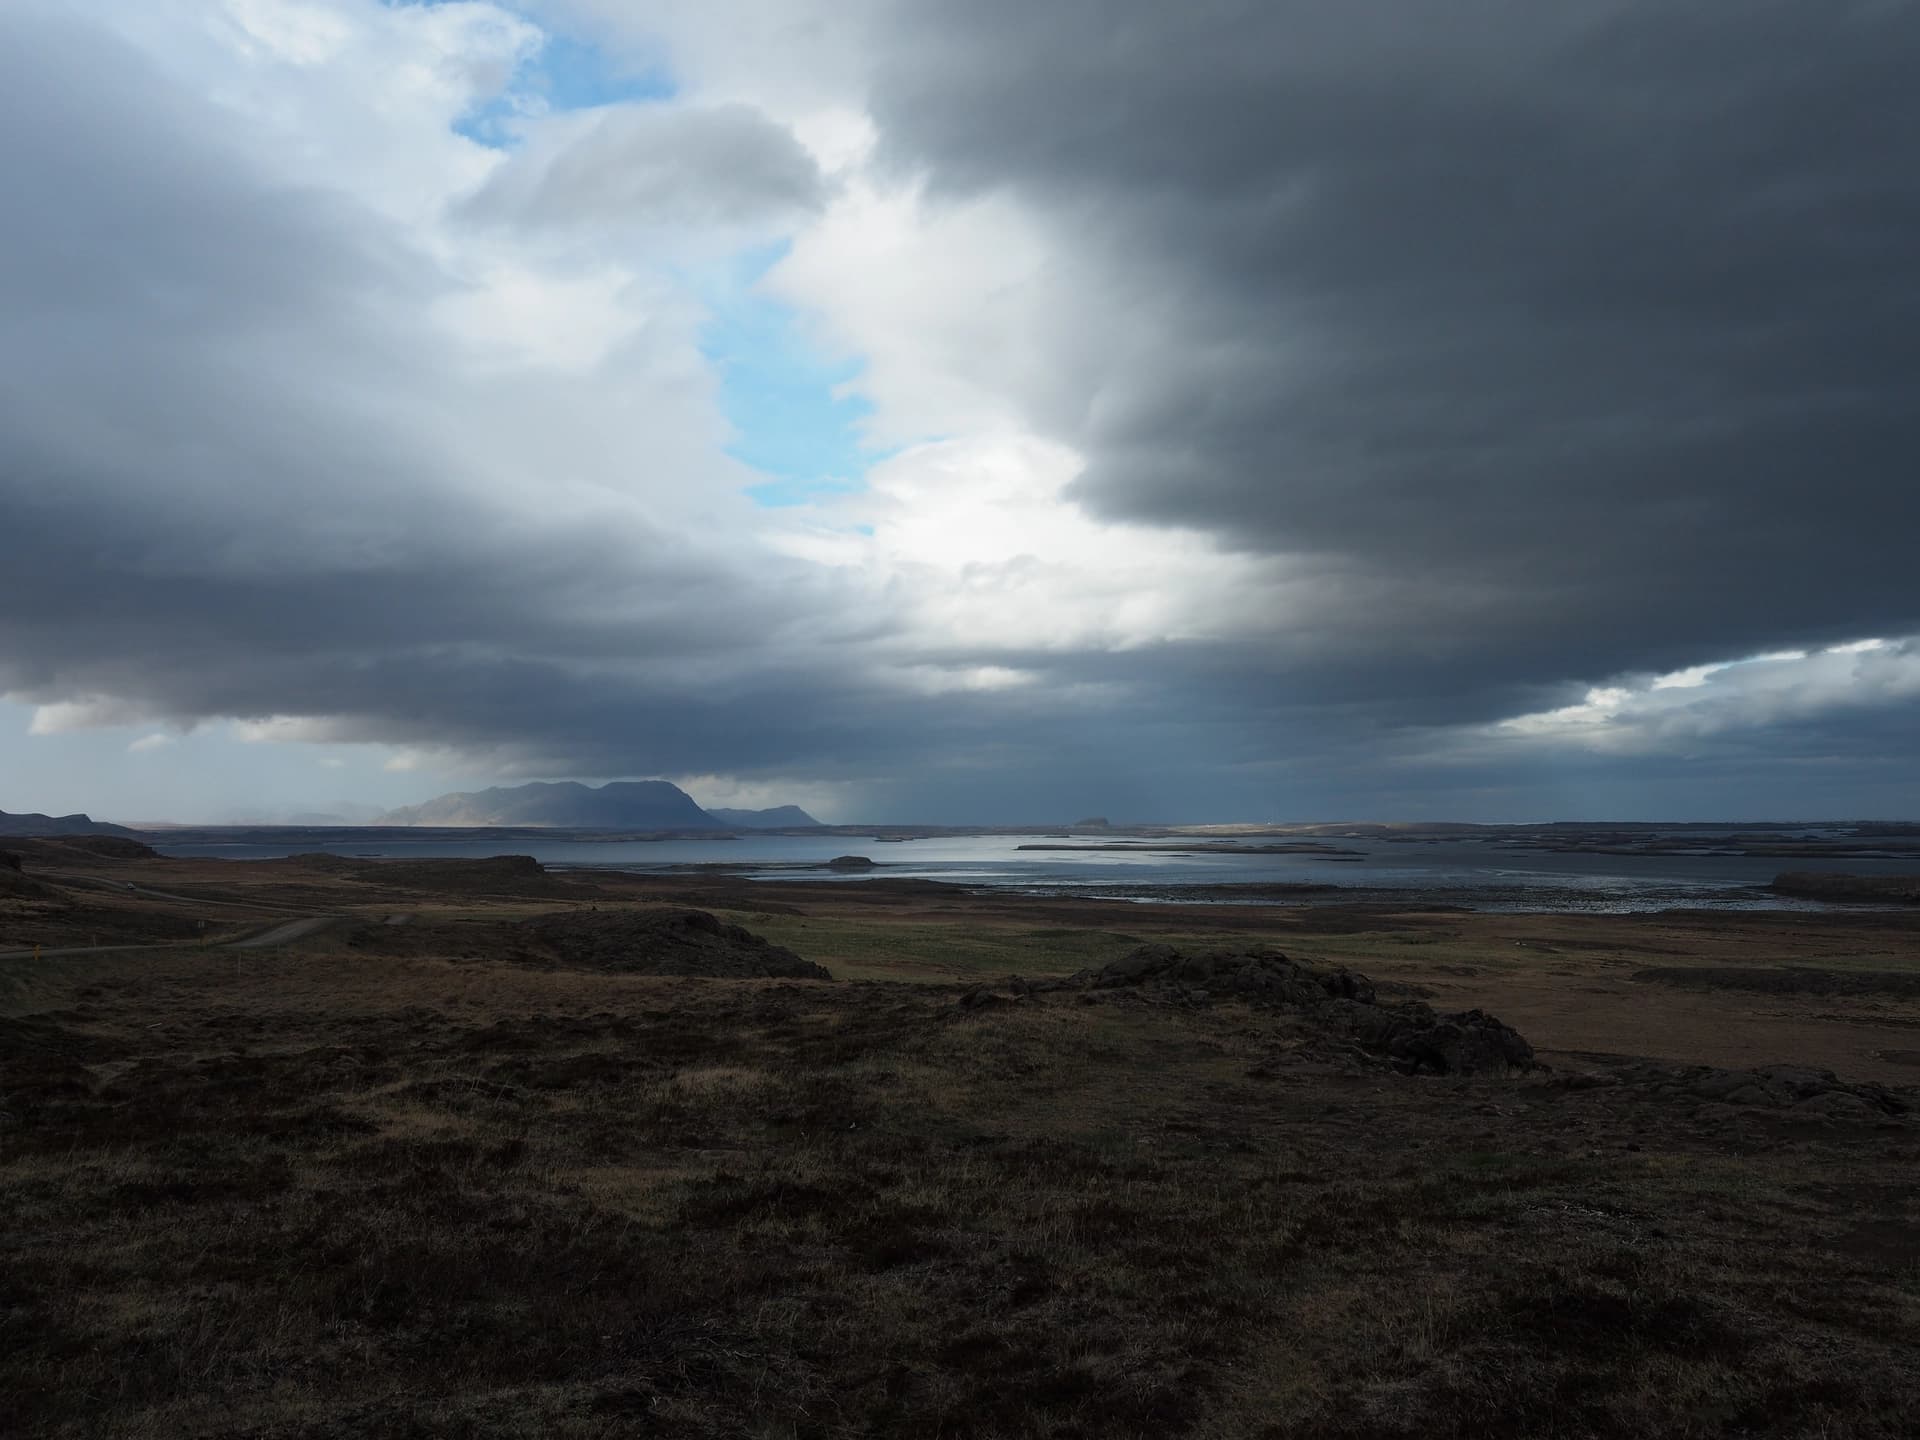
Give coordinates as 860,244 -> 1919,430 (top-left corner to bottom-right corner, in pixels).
545,863 -> 1899,916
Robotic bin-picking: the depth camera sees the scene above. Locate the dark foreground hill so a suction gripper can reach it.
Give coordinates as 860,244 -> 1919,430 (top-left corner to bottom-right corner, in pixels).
377,779 -> 723,829
522,908 -> 833,978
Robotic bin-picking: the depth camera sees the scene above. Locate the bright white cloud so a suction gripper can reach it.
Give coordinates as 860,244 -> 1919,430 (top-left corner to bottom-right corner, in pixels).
1498,686 -> 1634,737
766,432 -> 1289,658
766,178 -> 1056,445
1650,664 -> 1724,691
224,0 -> 354,66
29,698 -> 158,735
1493,640 -> 1920,754
93,0 -> 538,226
232,717 -> 354,745
432,262 -> 651,373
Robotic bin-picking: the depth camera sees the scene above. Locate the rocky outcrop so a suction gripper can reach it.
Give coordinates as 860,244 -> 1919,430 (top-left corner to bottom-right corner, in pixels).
1074,943 -> 1377,1004
1608,1061 -> 1906,1120
826,855 -> 877,870
0,849 -> 47,897
1331,999 -> 1538,1077
1019,945 -> 1535,1076
523,908 -> 832,980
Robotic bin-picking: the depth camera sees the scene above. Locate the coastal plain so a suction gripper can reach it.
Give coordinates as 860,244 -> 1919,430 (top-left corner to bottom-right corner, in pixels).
4,843 -> 1919,1436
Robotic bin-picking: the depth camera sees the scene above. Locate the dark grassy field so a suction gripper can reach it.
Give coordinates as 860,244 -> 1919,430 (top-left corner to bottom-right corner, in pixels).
4,852 -> 1919,1436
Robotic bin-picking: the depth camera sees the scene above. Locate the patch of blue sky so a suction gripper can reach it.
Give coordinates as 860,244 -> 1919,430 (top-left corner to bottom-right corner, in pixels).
381,2 -> 676,147
393,5 -> 877,503
700,243 -> 883,508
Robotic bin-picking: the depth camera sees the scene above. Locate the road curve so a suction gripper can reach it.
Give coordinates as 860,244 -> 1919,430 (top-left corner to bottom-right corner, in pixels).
43,871 -> 311,914
224,916 -> 342,949
0,914 -> 343,961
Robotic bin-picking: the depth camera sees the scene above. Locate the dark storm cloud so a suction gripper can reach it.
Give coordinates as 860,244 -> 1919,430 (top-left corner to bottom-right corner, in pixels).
0,11 -> 1178,813
866,0 -> 1920,702
7,2 -> 1920,823
0,12 -> 869,778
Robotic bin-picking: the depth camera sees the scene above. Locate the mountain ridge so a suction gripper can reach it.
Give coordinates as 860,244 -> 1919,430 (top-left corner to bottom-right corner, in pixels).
707,805 -> 822,828
377,780 -> 724,830
0,809 -> 138,838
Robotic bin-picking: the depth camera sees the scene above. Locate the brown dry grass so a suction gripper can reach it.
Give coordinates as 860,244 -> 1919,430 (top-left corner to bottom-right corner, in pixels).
4,856 -> 1919,1436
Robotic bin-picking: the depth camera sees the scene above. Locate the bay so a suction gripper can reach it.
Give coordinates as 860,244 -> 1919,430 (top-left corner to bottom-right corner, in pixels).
148,831 -> 1920,913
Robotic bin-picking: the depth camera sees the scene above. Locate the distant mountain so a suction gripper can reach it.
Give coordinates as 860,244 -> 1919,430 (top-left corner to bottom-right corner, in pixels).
377,780 -> 724,830
0,809 -> 138,838
707,806 -> 823,829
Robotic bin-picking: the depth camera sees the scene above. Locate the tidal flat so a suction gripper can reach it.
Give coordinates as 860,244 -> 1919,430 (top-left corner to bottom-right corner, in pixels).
4,845 -> 1918,1436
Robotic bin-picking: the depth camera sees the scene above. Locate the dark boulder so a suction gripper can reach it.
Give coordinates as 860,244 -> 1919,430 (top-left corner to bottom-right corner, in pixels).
956,983 -> 1011,1011
1621,1060 -> 1906,1118
1049,944 -> 1533,1076
1344,1002 -> 1537,1076
1072,945 -> 1376,1006
522,908 -> 832,980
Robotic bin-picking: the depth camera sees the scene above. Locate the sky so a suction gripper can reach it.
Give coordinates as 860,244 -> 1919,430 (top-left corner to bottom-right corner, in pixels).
3,0 -> 1919,826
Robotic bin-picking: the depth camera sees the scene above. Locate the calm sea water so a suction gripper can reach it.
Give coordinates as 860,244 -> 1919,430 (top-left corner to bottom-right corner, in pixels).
149,832 -> 1920,914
